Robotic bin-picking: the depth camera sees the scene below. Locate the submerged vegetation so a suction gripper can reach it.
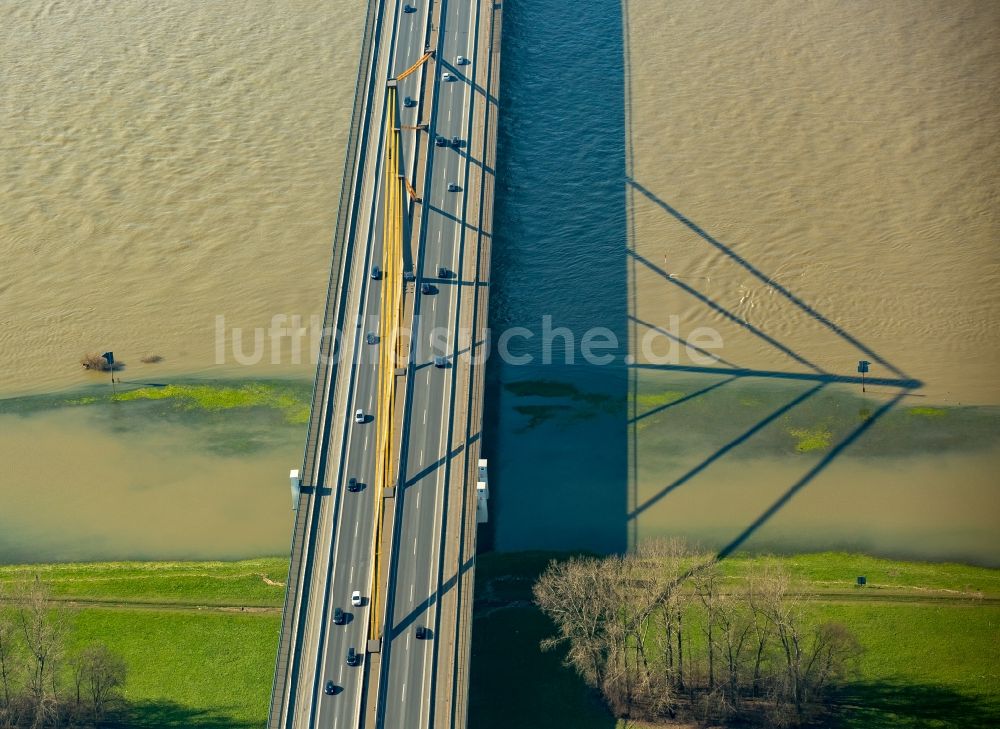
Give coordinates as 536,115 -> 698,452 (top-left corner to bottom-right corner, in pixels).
0,379 -> 311,457
0,379 -> 311,425
788,425 -> 833,453
112,383 -> 310,424
501,375 -> 1000,456
909,406 -> 947,418
504,379 -> 621,430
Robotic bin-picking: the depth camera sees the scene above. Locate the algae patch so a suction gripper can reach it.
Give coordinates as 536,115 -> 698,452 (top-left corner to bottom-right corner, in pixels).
909,407 -> 947,418
636,391 -> 685,411
789,426 -> 833,453
112,384 -> 309,424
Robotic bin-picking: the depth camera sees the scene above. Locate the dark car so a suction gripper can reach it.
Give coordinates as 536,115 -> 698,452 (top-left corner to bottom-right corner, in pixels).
347,477 -> 360,492
451,136 -> 461,148
403,269 -> 416,282
333,607 -> 345,625
421,282 -> 433,295
433,356 -> 447,369
403,95 -> 415,107
435,135 -> 448,147
403,4 -> 416,13
346,647 -> 359,666
371,265 -> 381,280
437,266 -> 449,278
416,626 -> 427,639
325,680 -> 336,695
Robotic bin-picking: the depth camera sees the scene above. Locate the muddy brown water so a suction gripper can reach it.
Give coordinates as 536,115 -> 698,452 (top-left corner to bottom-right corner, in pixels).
1,0 -> 998,563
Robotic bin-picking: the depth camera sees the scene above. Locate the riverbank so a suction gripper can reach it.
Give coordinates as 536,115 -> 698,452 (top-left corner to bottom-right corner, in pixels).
1,552 -> 996,728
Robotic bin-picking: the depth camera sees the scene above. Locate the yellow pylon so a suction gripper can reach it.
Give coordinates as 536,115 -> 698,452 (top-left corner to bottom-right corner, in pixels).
370,86 -> 405,644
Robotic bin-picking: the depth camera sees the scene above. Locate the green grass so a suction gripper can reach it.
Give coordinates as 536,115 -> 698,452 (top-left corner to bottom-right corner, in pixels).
0,558 -> 288,606
816,602 -> 1000,728
718,551 -> 1000,598
71,608 -> 279,728
469,551 -> 615,728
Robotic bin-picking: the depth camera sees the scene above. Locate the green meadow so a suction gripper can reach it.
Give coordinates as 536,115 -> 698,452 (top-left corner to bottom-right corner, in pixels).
1,552 -> 997,728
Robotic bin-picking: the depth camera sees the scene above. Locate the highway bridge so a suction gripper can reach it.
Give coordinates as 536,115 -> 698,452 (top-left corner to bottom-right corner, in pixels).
268,0 -> 501,727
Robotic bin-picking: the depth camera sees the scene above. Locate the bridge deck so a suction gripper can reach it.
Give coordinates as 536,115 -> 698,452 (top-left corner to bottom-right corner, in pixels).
268,1 -> 501,727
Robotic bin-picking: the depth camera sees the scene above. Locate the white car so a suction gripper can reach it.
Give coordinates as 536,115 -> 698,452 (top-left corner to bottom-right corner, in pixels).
456,55 -> 467,65
442,71 -> 454,81
351,590 -> 362,607
354,409 -> 364,423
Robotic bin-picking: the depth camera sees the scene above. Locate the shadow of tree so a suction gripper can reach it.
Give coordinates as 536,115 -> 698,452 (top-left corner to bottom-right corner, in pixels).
829,680 -> 1000,729
468,553 -> 616,729
97,699 -> 259,728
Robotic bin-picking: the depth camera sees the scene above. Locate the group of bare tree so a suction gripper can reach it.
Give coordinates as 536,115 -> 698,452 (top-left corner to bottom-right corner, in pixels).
0,579 -> 127,728
534,540 -> 862,727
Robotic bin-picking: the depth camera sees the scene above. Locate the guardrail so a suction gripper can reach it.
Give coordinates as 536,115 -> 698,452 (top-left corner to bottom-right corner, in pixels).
449,4 -> 503,724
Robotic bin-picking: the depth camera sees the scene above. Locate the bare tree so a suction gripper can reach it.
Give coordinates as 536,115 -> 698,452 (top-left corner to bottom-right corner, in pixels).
534,556 -> 615,690
714,584 -> 754,714
0,587 -> 20,724
692,562 -> 720,692
535,549 -> 862,727
74,643 -> 127,722
16,577 -> 68,729
798,622 -> 862,708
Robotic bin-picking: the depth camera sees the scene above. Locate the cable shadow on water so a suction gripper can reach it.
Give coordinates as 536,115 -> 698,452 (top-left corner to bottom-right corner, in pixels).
627,177 -> 912,381
620,0 -> 919,555
624,186 -> 921,553
631,382 -> 827,520
716,390 -> 908,559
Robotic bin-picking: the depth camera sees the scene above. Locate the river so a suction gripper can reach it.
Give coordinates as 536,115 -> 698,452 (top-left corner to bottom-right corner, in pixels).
1,0 -> 997,563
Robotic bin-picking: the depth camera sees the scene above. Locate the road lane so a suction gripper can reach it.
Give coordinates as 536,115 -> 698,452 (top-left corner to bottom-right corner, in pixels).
379,0 -> 481,726
308,1 -> 433,726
